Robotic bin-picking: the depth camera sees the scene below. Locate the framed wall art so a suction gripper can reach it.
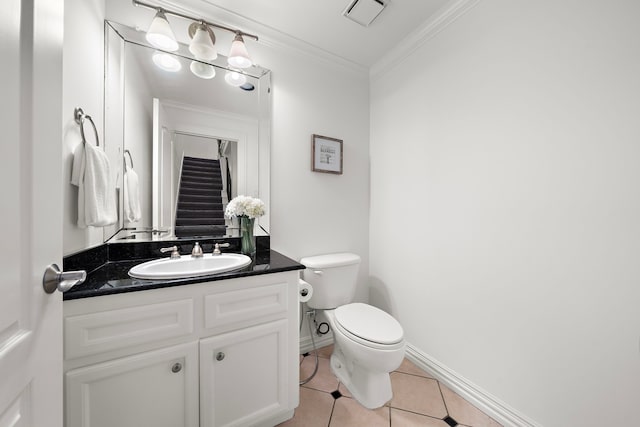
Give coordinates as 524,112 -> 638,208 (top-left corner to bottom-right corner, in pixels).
311,134 -> 343,175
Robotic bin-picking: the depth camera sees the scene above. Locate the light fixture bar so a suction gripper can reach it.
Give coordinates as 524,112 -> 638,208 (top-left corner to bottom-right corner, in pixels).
132,0 -> 259,41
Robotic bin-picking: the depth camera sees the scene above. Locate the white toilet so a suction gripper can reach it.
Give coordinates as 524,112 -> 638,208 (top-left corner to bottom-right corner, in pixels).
300,253 -> 405,409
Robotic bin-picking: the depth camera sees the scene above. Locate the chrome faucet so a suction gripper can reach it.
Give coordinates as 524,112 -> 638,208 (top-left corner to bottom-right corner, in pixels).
191,242 -> 204,258
213,242 -> 230,255
159,245 -> 180,259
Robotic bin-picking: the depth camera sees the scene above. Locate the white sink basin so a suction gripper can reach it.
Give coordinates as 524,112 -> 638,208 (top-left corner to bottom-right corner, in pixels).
128,253 -> 252,280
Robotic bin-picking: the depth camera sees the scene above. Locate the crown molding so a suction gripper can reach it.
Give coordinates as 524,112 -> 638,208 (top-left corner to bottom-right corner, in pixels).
254,30 -> 369,77
370,0 -> 482,81
157,0 -> 368,76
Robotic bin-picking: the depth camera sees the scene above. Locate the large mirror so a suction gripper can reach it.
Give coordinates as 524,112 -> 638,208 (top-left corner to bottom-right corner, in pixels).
103,21 -> 271,242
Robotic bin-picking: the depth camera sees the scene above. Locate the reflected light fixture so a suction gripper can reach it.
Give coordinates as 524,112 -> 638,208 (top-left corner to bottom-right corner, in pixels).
152,51 -> 182,72
224,70 -> 247,87
190,61 -> 216,79
145,10 -> 179,51
188,22 -> 217,61
227,33 -> 252,69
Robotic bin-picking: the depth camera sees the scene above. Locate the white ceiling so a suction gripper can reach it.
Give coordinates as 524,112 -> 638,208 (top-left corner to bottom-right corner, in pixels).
169,0 -> 451,68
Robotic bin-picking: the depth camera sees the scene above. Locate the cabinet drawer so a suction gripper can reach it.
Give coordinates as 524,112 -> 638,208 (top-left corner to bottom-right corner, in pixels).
204,282 -> 288,330
65,299 -> 194,360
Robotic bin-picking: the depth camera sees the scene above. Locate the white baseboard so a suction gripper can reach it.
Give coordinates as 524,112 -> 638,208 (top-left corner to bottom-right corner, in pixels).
405,343 -> 541,427
299,333 -> 334,354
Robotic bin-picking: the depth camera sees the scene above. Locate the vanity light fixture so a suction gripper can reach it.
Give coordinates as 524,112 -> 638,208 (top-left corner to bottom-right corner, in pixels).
188,22 -> 217,61
227,33 -> 252,69
145,10 -> 179,51
134,0 -> 258,67
152,51 -> 182,72
190,61 -> 216,79
224,70 -> 247,87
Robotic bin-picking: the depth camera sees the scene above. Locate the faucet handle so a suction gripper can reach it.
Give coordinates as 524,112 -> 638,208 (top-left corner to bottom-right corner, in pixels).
213,242 -> 230,255
191,242 -> 204,258
160,245 -> 180,259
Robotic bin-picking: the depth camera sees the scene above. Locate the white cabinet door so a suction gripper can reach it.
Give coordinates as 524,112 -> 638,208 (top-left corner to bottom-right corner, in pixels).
66,342 -> 198,427
200,320 -> 289,427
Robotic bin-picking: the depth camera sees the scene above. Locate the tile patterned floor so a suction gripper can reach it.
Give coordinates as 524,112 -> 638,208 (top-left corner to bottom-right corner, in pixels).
277,345 -> 502,427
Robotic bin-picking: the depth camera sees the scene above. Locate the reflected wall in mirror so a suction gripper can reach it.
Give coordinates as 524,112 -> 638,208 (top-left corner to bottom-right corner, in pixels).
103,21 -> 271,243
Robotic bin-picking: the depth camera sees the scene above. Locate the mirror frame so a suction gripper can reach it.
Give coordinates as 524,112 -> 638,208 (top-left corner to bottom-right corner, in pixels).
103,21 -> 271,243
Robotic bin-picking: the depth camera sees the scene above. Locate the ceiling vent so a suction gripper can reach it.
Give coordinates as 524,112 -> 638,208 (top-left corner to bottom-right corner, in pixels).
343,0 -> 386,27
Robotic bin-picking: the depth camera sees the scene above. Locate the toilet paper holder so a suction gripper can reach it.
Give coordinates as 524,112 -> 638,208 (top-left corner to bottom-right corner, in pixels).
298,278 -> 313,303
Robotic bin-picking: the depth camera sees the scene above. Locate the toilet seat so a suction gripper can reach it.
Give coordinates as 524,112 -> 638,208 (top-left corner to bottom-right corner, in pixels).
333,303 -> 404,350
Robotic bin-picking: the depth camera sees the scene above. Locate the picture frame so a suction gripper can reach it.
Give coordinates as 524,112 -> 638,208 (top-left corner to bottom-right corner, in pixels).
311,134 -> 343,174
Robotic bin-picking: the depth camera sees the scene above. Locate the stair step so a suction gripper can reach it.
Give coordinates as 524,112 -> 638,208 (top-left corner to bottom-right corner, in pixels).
178,193 -> 222,202
183,157 -> 220,166
181,172 -> 220,182
178,187 -> 223,197
179,184 -> 221,194
177,208 -> 224,218
182,162 -> 219,169
175,224 -> 226,238
181,174 -> 221,183
182,170 -> 219,176
180,185 -> 223,193
177,201 -> 223,210
175,218 -> 226,226
179,179 -> 220,187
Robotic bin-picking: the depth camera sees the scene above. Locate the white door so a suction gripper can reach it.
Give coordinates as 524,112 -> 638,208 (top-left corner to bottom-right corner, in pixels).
0,0 -> 64,426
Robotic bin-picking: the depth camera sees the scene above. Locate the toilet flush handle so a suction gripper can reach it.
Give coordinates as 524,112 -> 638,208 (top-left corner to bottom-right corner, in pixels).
313,270 -> 323,275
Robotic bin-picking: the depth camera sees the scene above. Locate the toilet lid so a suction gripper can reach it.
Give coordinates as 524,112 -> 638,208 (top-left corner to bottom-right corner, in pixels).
300,253 -> 361,269
334,303 -> 404,345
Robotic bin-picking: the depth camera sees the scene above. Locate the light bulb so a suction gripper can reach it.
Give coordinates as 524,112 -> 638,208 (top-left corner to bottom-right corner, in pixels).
190,61 -> 216,79
227,33 -> 252,69
225,70 -> 247,87
146,10 -> 179,52
152,52 -> 182,72
188,23 -> 217,61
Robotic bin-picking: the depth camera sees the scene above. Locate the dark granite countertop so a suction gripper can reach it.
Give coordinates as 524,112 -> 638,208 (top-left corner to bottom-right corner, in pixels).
63,249 -> 304,300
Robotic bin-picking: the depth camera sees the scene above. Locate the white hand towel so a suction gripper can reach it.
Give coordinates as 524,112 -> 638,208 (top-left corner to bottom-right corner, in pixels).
124,168 -> 142,223
70,143 -> 87,228
83,143 -> 117,227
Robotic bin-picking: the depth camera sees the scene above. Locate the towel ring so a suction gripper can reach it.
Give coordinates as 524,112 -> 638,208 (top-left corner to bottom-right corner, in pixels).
74,108 -> 99,147
124,149 -> 134,170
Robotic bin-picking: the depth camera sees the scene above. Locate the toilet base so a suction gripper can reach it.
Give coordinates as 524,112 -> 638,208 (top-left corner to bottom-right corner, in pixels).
330,350 -> 393,409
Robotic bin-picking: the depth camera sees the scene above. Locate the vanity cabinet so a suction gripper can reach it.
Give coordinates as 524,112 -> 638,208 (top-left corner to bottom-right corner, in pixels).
63,272 -> 299,427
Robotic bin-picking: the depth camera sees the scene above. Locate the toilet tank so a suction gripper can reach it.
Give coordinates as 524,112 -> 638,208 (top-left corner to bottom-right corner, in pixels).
300,253 -> 361,309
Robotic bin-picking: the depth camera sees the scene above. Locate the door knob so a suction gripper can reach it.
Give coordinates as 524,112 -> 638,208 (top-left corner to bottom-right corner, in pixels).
42,264 -> 86,294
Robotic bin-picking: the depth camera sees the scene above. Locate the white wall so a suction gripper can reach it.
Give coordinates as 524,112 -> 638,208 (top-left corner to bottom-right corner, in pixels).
369,1 -> 640,426
265,50 -> 371,303
62,0 -> 106,255
173,134 -> 219,160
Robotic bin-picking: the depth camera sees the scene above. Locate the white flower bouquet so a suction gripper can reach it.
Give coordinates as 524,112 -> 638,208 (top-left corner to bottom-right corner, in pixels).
225,196 -> 265,256
225,195 -> 266,219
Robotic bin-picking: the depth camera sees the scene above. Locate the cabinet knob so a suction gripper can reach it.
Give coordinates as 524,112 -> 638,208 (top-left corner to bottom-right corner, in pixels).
171,362 -> 182,373
215,352 -> 225,361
